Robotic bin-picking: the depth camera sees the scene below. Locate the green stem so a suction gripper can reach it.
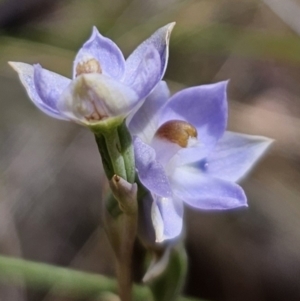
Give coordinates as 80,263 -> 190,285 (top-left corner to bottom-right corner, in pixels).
116,260 -> 132,301
94,122 -> 138,301
0,255 -> 148,300
94,121 -> 135,183
103,127 -> 127,180
95,133 -> 114,180
118,120 -> 135,183
0,255 -> 204,301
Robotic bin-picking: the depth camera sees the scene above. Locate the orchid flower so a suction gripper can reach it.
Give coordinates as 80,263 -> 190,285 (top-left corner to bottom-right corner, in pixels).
129,81 -> 273,243
9,23 -> 174,131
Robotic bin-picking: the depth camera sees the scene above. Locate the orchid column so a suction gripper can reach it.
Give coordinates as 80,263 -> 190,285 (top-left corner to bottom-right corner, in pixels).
10,23 -> 174,301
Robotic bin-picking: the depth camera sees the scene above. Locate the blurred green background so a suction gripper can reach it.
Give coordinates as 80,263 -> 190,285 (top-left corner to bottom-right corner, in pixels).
1,0 -> 300,300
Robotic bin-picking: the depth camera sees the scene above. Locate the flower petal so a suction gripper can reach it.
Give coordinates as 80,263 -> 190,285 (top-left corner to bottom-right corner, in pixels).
171,166 -> 247,210
159,81 -> 228,164
9,62 -> 69,120
152,195 -> 183,242
58,73 -> 138,124
34,64 -> 70,109
124,23 -> 175,98
124,45 -> 162,99
134,137 -> 172,197
73,27 -> 125,80
195,131 -> 273,182
129,81 -> 170,143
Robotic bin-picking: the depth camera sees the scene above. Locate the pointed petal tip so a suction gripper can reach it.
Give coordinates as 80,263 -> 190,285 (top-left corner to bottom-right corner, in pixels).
84,26 -> 103,44
219,79 -> 230,89
256,135 -> 275,156
219,197 -> 248,210
212,80 -> 229,97
247,134 -> 275,151
208,80 -> 229,92
264,137 -> 275,146
167,21 -> 176,30
8,62 -> 34,78
258,137 -> 274,154
91,25 -> 101,36
8,61 -> 24,73
153,22 -> 176,44
163,22 -> 176,42
159,22 -> 176,31
224,79 -> 230,85
8,61 -> 16,68
233,196 -> 248,209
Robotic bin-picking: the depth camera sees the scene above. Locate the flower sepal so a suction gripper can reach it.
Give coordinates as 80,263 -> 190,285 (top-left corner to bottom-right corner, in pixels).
88,115 -> 126,135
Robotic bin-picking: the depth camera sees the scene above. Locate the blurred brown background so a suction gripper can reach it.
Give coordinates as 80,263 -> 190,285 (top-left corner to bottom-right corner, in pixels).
0,0 -> 300,300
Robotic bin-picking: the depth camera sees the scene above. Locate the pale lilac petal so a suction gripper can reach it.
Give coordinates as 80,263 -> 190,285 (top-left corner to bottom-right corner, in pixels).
128,81 -> 170,143
134,137 -> 172,197
171,166 -> 247,210
159,82 -> 228,163
58,73 -> 138,124
123,45 -> 162,99
9,62 -> 68,120
175,141 -> 206,166
124,23 -> 175,98
34,64 -> 70,110
152,195 -> 183,242
195,132 -> 274,182
73,27 -> 125,80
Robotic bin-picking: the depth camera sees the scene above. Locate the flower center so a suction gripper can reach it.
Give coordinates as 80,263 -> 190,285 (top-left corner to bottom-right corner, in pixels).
155,120 -> 197,148
74,98 -> 104,122
72,73 -> 109,122
85,102 -> 105,121
75,58 -> 102,77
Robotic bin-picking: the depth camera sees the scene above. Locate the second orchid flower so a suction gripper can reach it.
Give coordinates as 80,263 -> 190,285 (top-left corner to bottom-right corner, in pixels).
129,81 -> 273,243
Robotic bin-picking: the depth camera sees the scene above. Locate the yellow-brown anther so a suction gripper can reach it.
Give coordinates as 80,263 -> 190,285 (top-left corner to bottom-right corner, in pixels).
75,58 -> 102,77
84,101 -> 106,121
155,120 -> 197,148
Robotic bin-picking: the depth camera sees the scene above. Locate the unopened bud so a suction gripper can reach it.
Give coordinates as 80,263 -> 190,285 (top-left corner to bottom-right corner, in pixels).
109,175 -> 138,215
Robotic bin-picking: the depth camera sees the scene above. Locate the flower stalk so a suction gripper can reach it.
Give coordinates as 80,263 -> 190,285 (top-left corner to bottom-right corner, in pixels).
95,120 -> 135,184
117,121 -> 136,184
95,121 -> 138,301
103,127 -> 127,180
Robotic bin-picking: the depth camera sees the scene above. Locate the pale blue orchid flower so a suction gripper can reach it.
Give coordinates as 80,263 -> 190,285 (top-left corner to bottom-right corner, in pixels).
129,81 -> 273,243
9,24 -> 174,129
